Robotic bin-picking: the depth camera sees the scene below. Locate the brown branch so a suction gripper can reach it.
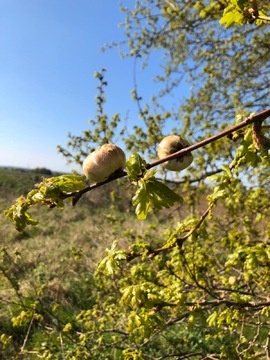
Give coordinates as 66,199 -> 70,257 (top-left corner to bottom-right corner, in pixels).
126,205 -> 211,262
166,299 -> 270,326
255,15 -> 270,22
147,108 -> 270,169
64,108 -> 270,203
148,205 -> 211,259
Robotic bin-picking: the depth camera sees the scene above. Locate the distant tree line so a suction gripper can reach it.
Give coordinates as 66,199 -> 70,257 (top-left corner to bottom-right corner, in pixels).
32,167 -> 53,175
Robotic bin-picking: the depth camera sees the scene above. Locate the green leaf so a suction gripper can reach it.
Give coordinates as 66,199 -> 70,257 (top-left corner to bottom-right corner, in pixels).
132,180 -> 149,220
220,10 -> 244,28
126,153 -> 147,181
39,175 -> 85,196
221,164 -> 232,178
207,311 -> 218,327
132,174 -> 183,220
220,0 -> 249,28
4,197 -> 38,232
95,241 -> 126,276
5,174 -> 87,231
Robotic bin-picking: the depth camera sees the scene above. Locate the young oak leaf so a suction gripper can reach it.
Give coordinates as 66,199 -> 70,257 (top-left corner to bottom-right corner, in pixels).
5,174 -> 86,231
37,175 -> 86,208
132,180 -> 150,220
4,196 -> 38,232
220,8 -> 245,28
132,174 -> 183,220
126,153 -> 147,182
95,240 -> 126,276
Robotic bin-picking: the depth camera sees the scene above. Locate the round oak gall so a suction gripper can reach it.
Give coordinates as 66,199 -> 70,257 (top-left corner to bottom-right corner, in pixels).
83,144 -> 126,183
158,135 -> 193,171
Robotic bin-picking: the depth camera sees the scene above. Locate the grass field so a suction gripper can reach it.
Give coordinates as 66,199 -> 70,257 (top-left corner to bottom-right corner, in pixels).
1,167 -> 215,359
1,167 -> 268,359
0,168 -> 178,356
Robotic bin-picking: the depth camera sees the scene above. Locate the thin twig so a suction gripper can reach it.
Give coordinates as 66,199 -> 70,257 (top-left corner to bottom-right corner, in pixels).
148,205 -> 211,258
147,108 -> 270,169
256,15 -> 270,22
59,332 -> 65,360
266,331 -> 270,360
126,205 -> 211,261
20,312 -> 35,354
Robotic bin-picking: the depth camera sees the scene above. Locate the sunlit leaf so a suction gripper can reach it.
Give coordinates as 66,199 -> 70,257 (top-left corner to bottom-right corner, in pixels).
126,153 -> 147,182
132,173 -> 183,220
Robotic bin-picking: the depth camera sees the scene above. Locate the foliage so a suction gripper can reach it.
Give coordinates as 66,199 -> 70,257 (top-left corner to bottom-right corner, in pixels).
220,0 -> 270,27
2,1 -> 270,359
117,0 -> 270,176
5,175 -> 86,231
126,154 -> 183,219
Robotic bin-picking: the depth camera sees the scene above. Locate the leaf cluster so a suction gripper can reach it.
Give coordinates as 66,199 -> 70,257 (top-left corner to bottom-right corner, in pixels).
127,153 -> 183,219
220,0 -> 270,28
118,0 -> 270,175
4,175 -> 85,231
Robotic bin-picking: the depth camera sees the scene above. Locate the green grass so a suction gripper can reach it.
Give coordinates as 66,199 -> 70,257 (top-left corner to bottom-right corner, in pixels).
0,168 -> 49,199
0,169 -> 122,353
0,168 -> 268,359
0,168 -> 167,356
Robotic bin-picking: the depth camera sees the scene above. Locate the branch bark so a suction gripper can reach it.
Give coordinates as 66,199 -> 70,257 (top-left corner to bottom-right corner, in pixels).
147,108 -> 270,169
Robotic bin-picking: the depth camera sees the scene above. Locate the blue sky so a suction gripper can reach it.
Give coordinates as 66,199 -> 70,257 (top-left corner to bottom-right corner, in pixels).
0,0 -> 188,173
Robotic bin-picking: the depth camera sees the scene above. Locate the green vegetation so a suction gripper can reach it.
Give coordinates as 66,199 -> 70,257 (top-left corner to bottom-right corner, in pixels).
1,169 -> 198,359
2,1 -> 270,359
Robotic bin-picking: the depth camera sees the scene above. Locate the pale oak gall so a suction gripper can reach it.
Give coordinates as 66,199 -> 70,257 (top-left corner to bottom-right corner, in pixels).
83,144 -> 126,183
158,135 -> 193,171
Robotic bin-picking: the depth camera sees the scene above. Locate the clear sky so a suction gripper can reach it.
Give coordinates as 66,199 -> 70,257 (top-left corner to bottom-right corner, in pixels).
0,1 -> 187,173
